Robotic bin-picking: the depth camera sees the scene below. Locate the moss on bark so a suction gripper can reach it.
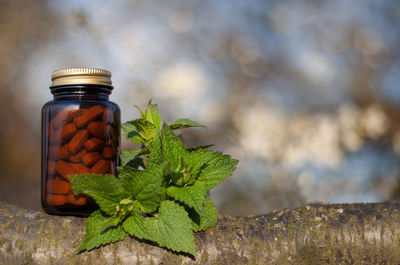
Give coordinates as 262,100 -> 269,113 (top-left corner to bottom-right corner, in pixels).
1,201 -> 400,264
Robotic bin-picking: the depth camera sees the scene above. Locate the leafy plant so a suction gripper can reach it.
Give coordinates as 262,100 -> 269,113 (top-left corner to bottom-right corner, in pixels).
69,101 -> 238,257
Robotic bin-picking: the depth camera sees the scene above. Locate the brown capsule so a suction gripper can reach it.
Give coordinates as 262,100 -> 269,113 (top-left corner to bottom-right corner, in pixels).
87,121 -> 106,139
84,137 -> 105,152
49,123 -> 77,145
102,108 -> 114,123
68,129 -> 89,154
48,145 -> 70,161
90,159 -> 111,174
69,148 -> 87,163
47,160 -> 57,176
81,152 -> 101,167
70,163 -> 90,175
74,105 -> 104,128
55,160 -> 78,181
67,193 -> 87,205
46,194 -> 67,206
102,145 -> 114,159
51,107 -> 81,131
46,177 -> 71,194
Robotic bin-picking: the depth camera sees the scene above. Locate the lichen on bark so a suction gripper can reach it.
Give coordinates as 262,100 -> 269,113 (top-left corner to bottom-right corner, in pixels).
1,201 -> 400,264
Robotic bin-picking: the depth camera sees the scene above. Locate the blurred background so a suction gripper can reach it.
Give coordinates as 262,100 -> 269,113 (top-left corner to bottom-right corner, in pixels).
1,0 -> 400,216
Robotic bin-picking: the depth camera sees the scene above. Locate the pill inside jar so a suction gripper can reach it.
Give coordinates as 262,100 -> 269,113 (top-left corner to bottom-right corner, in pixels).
41,68 -> 120,216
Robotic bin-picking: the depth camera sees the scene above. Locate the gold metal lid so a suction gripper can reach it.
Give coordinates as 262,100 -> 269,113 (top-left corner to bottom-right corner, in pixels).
51,67 -> 112,87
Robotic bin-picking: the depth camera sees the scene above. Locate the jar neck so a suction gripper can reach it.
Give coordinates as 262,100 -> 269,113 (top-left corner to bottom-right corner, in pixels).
50,85 -> 113,100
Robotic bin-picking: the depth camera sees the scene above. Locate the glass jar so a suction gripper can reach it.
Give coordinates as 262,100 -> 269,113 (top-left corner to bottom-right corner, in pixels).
41,68 -> 120,216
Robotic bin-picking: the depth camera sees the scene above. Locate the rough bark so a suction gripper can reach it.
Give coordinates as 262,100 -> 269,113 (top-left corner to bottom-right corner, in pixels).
1,201 -> 400,264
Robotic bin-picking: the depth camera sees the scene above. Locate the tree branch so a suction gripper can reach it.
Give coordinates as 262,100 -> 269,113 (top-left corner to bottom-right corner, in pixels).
1,200 -> 400,264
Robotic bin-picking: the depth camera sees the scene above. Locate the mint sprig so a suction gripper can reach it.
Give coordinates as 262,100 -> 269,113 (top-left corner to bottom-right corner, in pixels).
69,101 -> 238,257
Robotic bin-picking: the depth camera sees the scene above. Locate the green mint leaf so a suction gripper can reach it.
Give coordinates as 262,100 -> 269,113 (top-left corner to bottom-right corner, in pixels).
131,119 -> 157,141
126,157 -> 145,169
146,131 -> 162,168
119,164 -> 165,213
169,118 -> 206,130
77,210 -> 127,252
69,174 -> 129,215
134,105 -> 146,118
117,165 -> 138,180
145,100 -> 162,129
196,150 -> 239,190
122,122 -> 145,144
100,215 -> 122,231
120,149 -> 142,166
122,202 -> 152,240
167,181 -> 207,214
168,158 -> 197,186
186,144 -> 214,152
120,149 -> 148,166
181,149 -> 210,184
189,196 -> 218,232
162,124 -> 188,171
144,200 -> 197,256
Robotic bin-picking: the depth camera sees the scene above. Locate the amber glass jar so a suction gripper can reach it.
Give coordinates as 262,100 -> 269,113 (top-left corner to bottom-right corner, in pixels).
41,68 -> 120,216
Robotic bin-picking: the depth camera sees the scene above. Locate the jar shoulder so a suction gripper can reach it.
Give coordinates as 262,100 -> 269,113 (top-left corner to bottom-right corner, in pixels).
41,100 -> 57,114
42,99 -> 120,111
42,100 -> 56,108
106,100 -> 120,111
